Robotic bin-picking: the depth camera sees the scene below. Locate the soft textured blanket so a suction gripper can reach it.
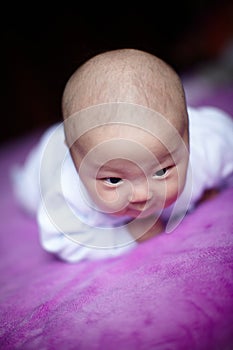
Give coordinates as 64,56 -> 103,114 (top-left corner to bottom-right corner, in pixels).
0,66 -> 233,349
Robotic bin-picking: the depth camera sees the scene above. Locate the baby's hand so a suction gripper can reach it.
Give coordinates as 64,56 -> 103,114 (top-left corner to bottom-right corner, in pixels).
197,188 -> 219,205
128,215 -> 164,243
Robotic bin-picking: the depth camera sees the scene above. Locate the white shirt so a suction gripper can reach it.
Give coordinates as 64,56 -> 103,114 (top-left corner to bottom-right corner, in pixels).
12,106 -> 233,262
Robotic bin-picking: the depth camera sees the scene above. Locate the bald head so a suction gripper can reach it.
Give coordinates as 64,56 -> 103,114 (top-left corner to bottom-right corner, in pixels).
62,49 -> 187,125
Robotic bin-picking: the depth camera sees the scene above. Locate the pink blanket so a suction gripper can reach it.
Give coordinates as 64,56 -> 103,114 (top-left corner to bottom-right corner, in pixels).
1,81 -> 233,349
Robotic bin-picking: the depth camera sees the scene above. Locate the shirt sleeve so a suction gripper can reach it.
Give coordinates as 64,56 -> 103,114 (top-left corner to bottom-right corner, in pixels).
11,123 -> 61,216
37,190 -> 137,263
162,106 -> 233,231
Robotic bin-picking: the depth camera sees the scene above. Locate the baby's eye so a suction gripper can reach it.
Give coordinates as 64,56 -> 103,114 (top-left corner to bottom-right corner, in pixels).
154,168 -> 168,177
104,177 -> 123,185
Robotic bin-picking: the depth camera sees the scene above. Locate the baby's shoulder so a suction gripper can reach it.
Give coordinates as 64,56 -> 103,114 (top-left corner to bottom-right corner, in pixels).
188,105 -> 233,126
187,105 -> 233,185
187,105 -> 233,139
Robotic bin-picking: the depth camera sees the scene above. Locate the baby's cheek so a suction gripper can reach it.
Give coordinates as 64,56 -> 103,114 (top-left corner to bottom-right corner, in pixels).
164,164 -> 187,207
95,185 -> 132,215
162,177 -> 180,208
164,186 -> 179,207
97,187 -> 119,204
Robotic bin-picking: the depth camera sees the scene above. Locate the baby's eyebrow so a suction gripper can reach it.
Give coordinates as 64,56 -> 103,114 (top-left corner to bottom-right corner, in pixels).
98,162 -> 138,177
156,151 -> 173,162
99,165 -> 116,171
145,145 -> 171,161
150,139 -> 184,160
98,164 -> 126,173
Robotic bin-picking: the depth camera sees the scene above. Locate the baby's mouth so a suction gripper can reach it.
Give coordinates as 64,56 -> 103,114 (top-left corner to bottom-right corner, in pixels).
128,200 -> 152,212
127,205 -> 152,217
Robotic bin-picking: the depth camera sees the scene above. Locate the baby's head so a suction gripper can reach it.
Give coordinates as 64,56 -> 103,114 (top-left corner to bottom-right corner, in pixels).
61,49 -> 189,219
62,48 -> 187,122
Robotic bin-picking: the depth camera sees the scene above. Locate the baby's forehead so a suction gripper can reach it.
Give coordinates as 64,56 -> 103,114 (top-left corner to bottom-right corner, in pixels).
69,121 -> 187,167
64,103 -> 188,149
70,121 -> 189,172
78,125 -> 167,158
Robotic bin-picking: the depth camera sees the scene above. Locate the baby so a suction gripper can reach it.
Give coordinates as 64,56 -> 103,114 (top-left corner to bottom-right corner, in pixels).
12,49 -> 233,262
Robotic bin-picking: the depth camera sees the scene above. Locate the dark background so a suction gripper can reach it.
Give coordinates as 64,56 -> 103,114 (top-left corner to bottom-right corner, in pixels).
2,1 -> 233,145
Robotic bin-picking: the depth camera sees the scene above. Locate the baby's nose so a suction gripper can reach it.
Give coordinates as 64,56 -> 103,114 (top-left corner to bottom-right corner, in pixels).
128,182 -> 152,204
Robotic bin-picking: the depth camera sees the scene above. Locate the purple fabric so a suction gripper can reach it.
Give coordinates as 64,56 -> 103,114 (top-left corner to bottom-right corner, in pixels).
1,86 -> 233,349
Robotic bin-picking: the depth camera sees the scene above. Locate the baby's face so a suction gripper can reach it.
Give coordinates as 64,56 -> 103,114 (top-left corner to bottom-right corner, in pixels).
70,118 -> 189,220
